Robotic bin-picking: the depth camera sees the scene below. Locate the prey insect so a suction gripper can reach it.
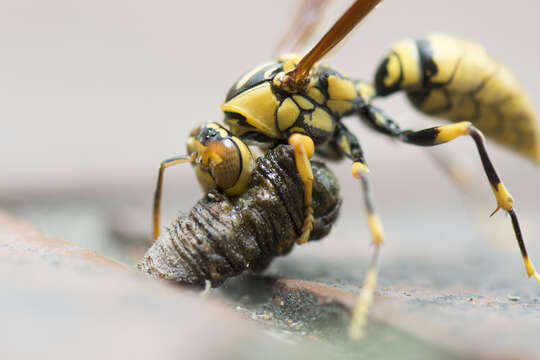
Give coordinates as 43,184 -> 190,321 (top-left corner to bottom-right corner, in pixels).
141,137 -> 341,287
149,0 -> 539,339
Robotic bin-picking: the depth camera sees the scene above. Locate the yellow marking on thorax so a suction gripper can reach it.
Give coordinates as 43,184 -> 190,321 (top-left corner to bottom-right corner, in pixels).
307,87 -> 325,104
327,99 -> 353,116
305,108 -> 333,132
327,76 -> 357,100
277,98 -> 300,132
221,82 -> 280,138
293,95 -> 314,110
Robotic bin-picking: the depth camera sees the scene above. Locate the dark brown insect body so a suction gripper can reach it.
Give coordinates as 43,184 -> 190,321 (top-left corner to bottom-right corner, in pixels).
138,145 -> 341,287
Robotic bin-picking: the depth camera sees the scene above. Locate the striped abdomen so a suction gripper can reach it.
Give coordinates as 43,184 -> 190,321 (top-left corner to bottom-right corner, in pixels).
375,33 -> 539,161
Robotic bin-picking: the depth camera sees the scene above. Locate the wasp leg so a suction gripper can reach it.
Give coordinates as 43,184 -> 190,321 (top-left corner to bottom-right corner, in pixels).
361,105 -> 402,137
153,155 -> 195,240
333,122 -> 384,339
288,133 -> 315,245
349,170 -> 383,340
402,122 -> 540,282
363,105 -> 540,283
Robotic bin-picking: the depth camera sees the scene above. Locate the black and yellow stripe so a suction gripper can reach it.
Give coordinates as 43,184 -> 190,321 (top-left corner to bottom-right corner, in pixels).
375,33 -> 539,161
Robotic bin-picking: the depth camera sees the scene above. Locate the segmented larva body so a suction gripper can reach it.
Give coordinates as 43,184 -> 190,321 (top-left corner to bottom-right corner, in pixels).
138,145 -> 341,287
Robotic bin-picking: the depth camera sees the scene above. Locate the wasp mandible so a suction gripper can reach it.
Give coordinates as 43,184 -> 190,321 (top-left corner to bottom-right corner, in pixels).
151,0 -> 539,339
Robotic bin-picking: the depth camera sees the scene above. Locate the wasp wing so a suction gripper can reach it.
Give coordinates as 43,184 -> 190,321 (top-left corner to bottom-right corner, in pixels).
290,0 -> 382,83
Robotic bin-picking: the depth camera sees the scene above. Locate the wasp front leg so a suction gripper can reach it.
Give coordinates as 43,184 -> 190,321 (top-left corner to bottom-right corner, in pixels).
288,133 -> 315,245
363,106 -> 540,283
332,122 -> 384,339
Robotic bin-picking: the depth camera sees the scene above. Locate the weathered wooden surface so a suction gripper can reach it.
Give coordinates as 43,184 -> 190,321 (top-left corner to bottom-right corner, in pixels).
0,212 -> 285,359
3,153 -> 540,359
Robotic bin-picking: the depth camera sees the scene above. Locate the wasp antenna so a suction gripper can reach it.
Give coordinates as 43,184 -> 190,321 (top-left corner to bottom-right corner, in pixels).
153,154 -> 196,241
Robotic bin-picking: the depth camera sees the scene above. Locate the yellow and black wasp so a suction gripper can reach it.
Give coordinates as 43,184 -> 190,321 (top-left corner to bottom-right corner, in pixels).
150,0 -> 539,338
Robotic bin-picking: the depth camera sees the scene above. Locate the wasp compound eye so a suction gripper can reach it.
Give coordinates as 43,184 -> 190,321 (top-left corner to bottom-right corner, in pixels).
204,139 -> 242,190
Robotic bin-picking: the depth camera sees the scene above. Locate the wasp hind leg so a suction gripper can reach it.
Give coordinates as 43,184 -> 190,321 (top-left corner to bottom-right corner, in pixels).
401,121 -> 540,283
288,133 -> 315,245
363,105 -> 540,283
152,155 -> 195,240
332,122 -> 384,339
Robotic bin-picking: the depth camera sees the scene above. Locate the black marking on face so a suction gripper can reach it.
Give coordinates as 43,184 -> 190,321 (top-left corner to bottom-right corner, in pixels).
198,127 -> 219,144
194,123 -> 229,146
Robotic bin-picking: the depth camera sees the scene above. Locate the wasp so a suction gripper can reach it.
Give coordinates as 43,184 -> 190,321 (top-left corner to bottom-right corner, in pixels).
149,0 -> 539,339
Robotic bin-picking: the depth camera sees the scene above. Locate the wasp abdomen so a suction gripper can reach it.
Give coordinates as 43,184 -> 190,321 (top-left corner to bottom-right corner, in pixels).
138,145 -> 342,287
375,33 -> 539,161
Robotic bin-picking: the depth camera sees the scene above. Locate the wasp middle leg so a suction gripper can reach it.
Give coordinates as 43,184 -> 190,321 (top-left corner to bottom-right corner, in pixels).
331,122 -> 384,339
362,105 -> 540,283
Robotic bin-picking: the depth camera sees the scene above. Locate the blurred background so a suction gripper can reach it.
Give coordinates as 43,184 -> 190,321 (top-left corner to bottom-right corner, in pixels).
1,0 -> 539,269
